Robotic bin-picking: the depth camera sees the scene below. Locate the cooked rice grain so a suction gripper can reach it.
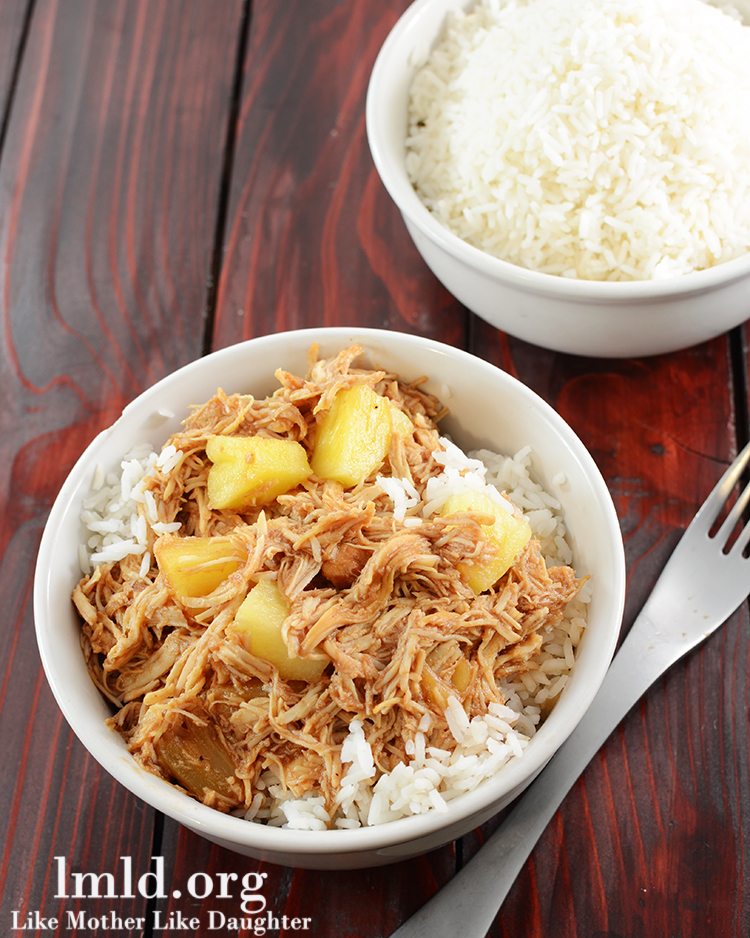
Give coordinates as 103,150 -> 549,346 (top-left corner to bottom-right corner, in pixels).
406,0 -> 750,280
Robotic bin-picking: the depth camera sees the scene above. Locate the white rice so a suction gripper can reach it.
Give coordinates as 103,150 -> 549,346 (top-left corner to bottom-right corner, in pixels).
374,473 -> 420,521
79,444 -> 182,574
406,0 -> 750,280
421,436 -> 515,518
266,696 -> 538,831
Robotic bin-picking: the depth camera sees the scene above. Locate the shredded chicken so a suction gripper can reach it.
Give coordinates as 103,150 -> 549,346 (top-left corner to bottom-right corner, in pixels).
74,347 -> 582,818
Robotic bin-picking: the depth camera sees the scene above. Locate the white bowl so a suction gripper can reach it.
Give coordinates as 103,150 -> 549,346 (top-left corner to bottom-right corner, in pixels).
34,327 -> 625,869
366,0 -> 750,358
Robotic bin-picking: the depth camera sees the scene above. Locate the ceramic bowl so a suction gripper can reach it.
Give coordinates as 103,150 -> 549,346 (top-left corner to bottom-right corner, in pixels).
34,326 -> 625,868
366,0 -> 750,357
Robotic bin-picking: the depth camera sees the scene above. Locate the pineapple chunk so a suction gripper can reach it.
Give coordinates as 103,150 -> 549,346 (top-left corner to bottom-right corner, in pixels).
231,580 -> 327,682
311,384 -> 392,487
155,716 -> 240,803
155,535 -> 243,597
440,491 -> 531,594
389,403 -> 414,439
206,435 -> 311,510
422,666 -> 448,709
452,656 -> 472,692
422,657 -> 472,707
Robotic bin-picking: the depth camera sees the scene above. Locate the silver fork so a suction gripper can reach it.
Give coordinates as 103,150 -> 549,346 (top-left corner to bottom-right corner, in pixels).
392,441 -> 750,938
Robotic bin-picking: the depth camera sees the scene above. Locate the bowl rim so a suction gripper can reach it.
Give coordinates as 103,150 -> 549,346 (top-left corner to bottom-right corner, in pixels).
34,326 -> 626,856
365,0 -> 750,300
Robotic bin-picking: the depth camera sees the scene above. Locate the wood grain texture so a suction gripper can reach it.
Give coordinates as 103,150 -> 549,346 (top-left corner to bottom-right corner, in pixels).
0,0 -> 244,931
211,0 -> 461,348
467,325 -> 750,937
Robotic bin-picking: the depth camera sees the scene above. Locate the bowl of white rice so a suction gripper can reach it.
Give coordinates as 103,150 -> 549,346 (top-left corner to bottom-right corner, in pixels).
367,0 -> 750,357
35,327 -> 624,868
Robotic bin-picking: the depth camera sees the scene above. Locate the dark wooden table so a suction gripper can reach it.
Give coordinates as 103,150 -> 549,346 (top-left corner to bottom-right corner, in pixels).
1,2 -> 748,936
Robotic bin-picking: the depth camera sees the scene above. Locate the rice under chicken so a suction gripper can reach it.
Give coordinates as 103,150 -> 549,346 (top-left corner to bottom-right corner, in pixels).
72,346 -> 585,828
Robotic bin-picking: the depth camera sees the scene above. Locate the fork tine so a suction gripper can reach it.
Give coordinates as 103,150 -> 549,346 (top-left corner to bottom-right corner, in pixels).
691,441 -> 750,534
715,477 -> 750,547
734,517 -> 750,557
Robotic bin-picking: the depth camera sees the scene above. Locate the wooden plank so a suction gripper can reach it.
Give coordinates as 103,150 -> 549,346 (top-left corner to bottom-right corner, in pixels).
0,0 -> 244,930
0,0 -> 30,121
466,326 -> 750,936
211,0 -> 462,349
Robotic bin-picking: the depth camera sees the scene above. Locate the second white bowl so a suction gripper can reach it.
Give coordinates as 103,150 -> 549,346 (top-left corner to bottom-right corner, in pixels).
366,0 -> 750,357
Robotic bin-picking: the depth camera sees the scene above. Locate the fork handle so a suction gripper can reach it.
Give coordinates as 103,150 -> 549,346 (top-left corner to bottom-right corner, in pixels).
391,608 -> 684,938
